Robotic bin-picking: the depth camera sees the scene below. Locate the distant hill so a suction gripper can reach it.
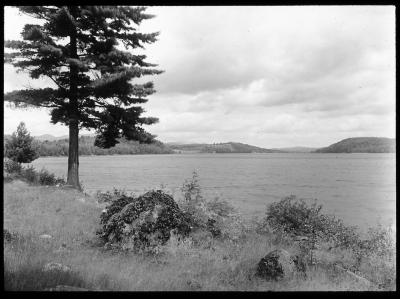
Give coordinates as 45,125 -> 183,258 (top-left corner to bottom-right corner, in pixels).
34,134 -> 69,141
169,142 -> 281,153
315,137 -> 396,153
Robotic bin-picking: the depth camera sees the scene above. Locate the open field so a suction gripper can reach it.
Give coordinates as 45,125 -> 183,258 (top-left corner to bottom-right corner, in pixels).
3,179 -> 395,291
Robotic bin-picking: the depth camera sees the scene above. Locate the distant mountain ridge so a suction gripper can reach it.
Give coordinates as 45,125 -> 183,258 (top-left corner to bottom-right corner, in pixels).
168,142 -> 282,153
314,137 -> 396,153
34,134 -> 69,141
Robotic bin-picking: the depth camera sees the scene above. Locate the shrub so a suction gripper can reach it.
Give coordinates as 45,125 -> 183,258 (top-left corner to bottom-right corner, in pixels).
179,171 -> 246,241
263,195 -> 396,280
6,163 -> 65,186
179,171 -> 213,232
363,224 -> 395,257
37,168 -> 65,186
4,159 -> 22,174
38,168 -> 56,185
21,165 -> 38,184
264,195 -> 360,249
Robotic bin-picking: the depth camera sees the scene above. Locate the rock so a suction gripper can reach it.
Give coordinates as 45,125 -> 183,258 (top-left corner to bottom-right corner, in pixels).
97,190 -> 192,250
39,234 -> 53,239
43,262 -> 71,273
256,249 -> 296,280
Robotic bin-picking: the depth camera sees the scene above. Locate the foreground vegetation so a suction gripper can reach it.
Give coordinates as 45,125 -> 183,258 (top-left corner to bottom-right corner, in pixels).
3,170 -> 396,291
4,159 -> 65,186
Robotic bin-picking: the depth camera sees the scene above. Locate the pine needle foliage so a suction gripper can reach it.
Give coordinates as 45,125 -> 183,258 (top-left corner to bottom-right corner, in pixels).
5,122 -> 39,164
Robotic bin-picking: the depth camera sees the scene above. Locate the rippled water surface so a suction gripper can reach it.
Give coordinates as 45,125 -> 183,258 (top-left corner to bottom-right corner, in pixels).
31,153 -> 396,229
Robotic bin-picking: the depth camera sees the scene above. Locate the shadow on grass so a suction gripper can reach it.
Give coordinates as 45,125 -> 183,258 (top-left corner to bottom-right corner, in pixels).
4,265 -> 88,291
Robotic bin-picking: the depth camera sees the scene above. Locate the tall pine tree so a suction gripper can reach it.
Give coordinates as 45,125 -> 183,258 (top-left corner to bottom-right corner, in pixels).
5,6 -> 163,190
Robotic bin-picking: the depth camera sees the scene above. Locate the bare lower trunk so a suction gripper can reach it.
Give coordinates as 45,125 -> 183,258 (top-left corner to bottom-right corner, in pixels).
66,118 -> 81,190
66,6 -> 81,190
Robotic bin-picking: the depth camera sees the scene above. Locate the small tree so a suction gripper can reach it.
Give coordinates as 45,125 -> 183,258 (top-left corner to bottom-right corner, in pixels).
5,122 -> 39,164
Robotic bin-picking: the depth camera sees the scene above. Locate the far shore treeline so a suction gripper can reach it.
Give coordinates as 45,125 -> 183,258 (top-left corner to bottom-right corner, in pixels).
3,134 -> 396,157
34,136 -> 173,156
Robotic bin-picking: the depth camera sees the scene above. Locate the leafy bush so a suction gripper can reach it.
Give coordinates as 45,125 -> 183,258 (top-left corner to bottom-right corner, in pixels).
21,165 -> 38,184
4,159 -> 22,174
4,162 -> 65,187
264,195 -> 360,249
363,224 -> 395,257
179,171 -> 246,241
179,172 -> 211,232
38,168 -> 64,186
262,195 -> 396,281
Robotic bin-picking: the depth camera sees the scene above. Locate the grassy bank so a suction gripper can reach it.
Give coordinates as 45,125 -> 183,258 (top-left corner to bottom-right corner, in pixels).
3,180 -> 395,291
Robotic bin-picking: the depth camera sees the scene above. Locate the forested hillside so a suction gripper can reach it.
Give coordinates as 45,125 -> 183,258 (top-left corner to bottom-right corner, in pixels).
169,142 -> 280,153
315,137 -> 395,153
4,135 -> 174,157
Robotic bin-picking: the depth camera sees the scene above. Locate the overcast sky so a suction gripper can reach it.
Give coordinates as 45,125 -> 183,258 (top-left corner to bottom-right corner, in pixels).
3,6 -> 395,148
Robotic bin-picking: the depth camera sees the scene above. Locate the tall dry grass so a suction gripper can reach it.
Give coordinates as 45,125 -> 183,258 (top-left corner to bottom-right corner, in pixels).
3,179 -> 395,291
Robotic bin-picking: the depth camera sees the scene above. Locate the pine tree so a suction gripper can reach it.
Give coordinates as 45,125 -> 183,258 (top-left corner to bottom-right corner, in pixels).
5,122 -> 39,164
4,6 -> 163,190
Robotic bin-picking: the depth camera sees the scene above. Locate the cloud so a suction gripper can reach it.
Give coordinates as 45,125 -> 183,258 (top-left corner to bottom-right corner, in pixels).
3,6 -> 396,147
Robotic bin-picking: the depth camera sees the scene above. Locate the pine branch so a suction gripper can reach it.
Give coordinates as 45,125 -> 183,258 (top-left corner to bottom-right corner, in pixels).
4,88 -> 61,108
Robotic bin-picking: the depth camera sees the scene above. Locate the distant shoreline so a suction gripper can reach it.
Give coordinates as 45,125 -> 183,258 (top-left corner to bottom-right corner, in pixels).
34,151 -> 396,159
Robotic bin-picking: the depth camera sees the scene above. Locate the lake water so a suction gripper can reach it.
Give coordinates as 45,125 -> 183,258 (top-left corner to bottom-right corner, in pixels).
31,153 -> 396,230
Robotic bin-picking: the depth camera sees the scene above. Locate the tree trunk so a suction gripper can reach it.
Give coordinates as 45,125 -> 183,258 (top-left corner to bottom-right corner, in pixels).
66,6 -> 81,190
66,118 -> 81,190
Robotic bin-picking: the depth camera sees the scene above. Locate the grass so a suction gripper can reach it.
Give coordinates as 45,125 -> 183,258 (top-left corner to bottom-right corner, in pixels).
3,179 -> 395,291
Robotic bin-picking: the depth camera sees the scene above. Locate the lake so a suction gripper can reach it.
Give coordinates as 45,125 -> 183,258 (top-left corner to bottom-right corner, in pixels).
31,153 -> 396,230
